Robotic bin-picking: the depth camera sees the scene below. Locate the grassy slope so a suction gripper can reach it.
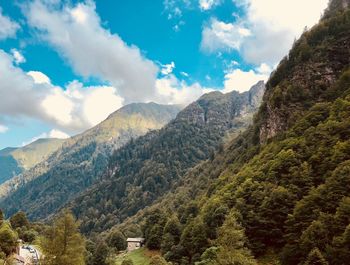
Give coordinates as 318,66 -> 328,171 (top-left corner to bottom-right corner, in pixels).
115,248 -> 159,265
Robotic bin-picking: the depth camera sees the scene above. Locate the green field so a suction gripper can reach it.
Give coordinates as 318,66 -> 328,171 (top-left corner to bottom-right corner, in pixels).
115,248 -> 158,265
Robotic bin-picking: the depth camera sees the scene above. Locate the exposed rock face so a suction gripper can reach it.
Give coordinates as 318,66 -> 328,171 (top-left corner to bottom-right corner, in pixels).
325,0 -> 350,17
259,6 -> 350,143
177,81 -> 265,130
66,81 -> 265,233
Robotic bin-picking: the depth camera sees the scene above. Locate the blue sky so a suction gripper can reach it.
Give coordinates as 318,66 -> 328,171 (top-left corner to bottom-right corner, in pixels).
0,0 -> 328,149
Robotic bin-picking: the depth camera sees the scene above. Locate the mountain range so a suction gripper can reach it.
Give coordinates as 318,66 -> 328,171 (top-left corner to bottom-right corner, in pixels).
108,2 -> 350,264
0,138 -> 65,184
0,102 -> 180,218
2,1 -> 350,264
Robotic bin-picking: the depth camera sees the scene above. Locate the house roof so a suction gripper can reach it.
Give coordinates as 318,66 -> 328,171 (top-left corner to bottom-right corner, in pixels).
127,237 -> 145,242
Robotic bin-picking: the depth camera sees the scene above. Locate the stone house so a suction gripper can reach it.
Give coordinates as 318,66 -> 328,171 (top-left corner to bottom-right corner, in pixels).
127,238 -> 145,252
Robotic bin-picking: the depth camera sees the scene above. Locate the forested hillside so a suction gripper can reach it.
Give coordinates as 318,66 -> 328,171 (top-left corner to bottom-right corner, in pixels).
109,2 -> 350,265
0,103 -> 180,219
0,138 -> 65,184
67,82 -> 265,234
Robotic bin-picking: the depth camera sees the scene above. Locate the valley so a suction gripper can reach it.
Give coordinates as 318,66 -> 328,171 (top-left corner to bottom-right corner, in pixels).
0,0 -> 349,265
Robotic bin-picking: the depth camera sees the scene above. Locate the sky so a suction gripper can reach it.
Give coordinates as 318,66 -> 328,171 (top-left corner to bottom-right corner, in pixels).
0,0 -> 329,149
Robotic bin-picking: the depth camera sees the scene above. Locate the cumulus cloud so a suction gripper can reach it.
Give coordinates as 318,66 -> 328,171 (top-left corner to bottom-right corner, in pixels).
0,8 -> 20,40
223,68 -> 268,93
0,49 -> 124,134
201,18 -> 251,53
11,49 -> 26,65
156,75 -> 214,106
25,0 -> 159,103
202,0 -> 328,65
48,129 -> 70,139
27,71 -> 51,84
0,125 -> 8,133
21,129 -> 70,146
199,0 -> 222,11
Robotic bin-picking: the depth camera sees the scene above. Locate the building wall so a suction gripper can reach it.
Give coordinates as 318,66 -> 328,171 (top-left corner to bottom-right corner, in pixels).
127,241 -> 141,252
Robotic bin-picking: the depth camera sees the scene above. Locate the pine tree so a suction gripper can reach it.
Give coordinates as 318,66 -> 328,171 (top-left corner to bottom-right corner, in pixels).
216,212 -> 257,265
40,210 -> 86,265
304,248 -> 328,265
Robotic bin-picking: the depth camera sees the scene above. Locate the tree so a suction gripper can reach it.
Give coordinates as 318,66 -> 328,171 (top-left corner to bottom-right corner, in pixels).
180,219 -> 208,263
0,223 -> 18,255
304,248 -> 328,265
161,217 -> 181,254
10,211 -> 29,229
107,230 -> 126,251
40,210 -> 86,265
90,240 -> 109,265
146,224 -> 163,250
149,255 -> 169,265
121,258 -> 134,265
216,213 -> 257,265
0,209 -> 4,224
195,247 -> 219,265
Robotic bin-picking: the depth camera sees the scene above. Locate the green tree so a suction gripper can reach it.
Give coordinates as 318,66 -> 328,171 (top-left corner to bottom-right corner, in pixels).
180,219 -> 208,263
149,255 -> 169,265
195,247 -> 219,265
107,230 -> 126,251
40,210 -> 86,265
121,258 -> 134,265
90,240 -> 109,265
216,213 -> 257,265
304,248 -> 328,265
161,217 -> 181,254
0,223 -> 18,255
0,210 -> 4,224
10,211 -> 29,229
146,224 -> 163,250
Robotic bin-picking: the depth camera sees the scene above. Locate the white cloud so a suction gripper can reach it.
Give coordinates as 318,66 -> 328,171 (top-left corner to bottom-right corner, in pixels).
0,49 -> 124,134
21,129 -> 70,146
0,8 -> 20,40
25,0 -> 159,103
48,129 -> 70,139
199,0 -> 222,11
156,74 -> 214,106
223,68 -> 267,93
0,125 -> 8,133
161,61 -> 176,75
202,0 -> 328,65
255,63 -> 272,75
201,18 -> 251,53
79,84 -> 124,126
11,49 -> 26,64
41,87 -> 75,126
27,71 -> 51,84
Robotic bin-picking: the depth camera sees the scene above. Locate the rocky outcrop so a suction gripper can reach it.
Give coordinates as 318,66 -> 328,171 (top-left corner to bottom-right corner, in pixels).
177,81 -> 265,130
259,5 -> 350,143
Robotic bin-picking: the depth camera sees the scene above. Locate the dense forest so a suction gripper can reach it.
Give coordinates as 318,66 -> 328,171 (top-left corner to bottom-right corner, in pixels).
105,2 -> 350,265
68,83 -> 265,234
1,1 -> 350,265
0,103 -> 180,219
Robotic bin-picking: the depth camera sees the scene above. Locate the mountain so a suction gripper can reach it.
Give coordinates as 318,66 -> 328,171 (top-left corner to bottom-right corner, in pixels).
111,2 -> 350,265
0,102 -> 180,218
0,138 -> 65,184
63,82 -> 265,234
